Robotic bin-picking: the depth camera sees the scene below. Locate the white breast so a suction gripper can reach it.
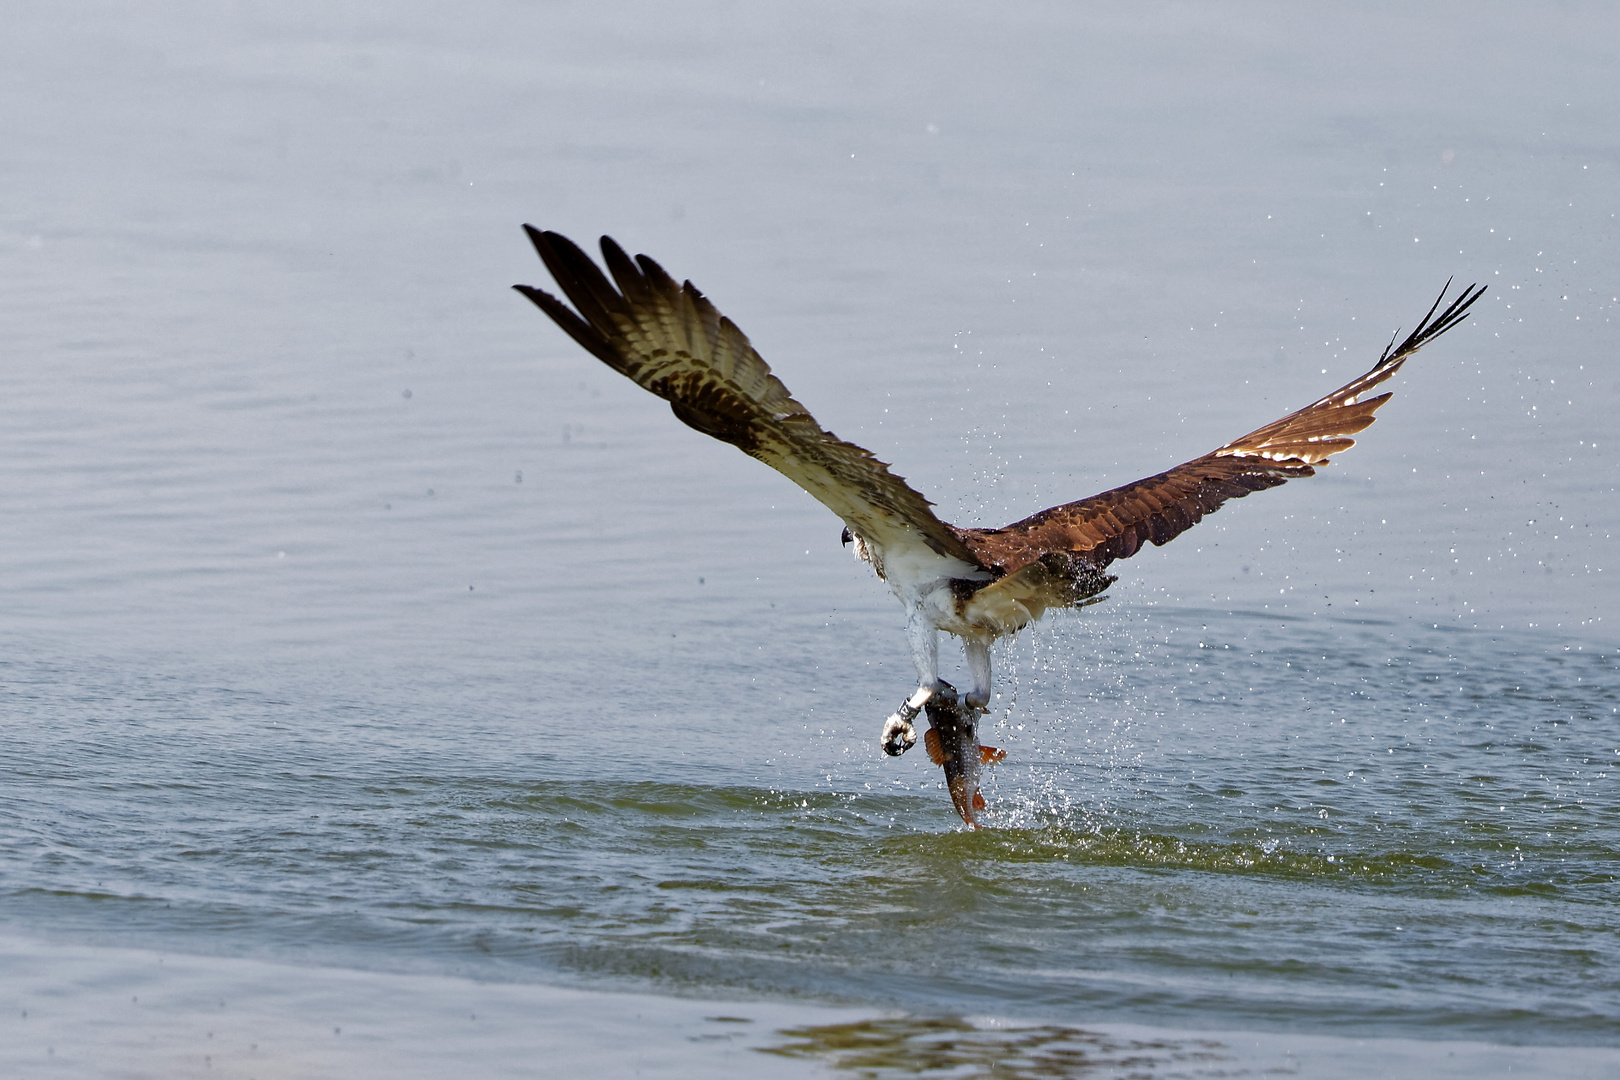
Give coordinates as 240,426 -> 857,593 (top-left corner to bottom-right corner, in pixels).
859,531 -> 990,636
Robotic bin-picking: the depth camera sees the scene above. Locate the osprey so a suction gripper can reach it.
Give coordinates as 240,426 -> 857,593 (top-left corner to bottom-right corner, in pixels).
515,227 -> 1483,827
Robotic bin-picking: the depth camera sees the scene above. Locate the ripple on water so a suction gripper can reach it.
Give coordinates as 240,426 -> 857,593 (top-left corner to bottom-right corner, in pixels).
1,622 -> 1617,1042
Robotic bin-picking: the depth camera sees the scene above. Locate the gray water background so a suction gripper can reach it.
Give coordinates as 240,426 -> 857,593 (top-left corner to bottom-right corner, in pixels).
3,0 -> 1618,1054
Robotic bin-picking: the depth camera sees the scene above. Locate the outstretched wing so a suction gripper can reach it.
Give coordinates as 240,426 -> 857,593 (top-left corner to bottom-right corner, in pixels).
515,228 -> 977,563
957,282 -> 1486,578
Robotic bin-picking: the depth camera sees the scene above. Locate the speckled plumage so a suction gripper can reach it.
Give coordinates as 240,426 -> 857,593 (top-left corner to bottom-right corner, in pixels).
516,227 -> 1483,826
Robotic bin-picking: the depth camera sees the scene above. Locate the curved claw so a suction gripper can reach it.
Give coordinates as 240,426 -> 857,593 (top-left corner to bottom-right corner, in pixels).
878,684 -> 936,756
880,713 -> 917,756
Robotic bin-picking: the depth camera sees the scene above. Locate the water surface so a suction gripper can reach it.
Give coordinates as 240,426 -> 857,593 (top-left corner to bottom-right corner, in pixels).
2,1 -> 1618,1075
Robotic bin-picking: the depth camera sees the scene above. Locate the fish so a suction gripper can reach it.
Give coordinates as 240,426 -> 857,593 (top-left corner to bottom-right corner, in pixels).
921,682 -> 1006,828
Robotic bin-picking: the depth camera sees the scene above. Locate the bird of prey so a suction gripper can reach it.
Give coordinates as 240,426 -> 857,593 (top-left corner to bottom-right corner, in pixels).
515,227 -> 1483,827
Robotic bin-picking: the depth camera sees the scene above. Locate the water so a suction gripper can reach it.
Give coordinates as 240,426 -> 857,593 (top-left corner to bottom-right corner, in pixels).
5,618 -> 1617,1039
3,2 -> 1619,1076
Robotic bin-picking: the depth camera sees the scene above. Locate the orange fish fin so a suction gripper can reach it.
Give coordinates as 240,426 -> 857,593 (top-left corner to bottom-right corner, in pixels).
972,790 -> 986,812
924,728 -> 946,766
979,745 -> 1006,765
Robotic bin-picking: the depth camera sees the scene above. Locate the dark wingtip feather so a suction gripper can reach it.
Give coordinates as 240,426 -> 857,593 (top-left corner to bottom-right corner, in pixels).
1378,280 -> 1487,366
635,251 -> 680,295
511,281 -> 620,368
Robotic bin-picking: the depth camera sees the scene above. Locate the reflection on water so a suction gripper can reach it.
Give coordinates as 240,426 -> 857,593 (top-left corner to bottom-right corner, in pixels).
762,1016 -> 1230,1079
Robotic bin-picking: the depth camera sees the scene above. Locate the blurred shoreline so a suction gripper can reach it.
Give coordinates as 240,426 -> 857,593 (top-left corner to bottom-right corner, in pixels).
4,934 -> 1613,1080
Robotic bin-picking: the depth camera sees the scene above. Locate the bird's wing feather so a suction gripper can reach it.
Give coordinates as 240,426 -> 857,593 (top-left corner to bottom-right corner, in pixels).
515,228 -> 977,563
958,282 -> 1485,577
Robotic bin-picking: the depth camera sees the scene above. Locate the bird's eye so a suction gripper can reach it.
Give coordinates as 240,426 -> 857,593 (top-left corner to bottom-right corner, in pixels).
840,527 -> 852,546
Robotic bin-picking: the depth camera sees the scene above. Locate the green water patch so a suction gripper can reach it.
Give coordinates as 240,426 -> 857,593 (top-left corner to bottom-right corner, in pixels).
472,775 -> 1613,897
760,1015 -> 1231,1079
907,825 -> 1457,882
490,776 -> 880,825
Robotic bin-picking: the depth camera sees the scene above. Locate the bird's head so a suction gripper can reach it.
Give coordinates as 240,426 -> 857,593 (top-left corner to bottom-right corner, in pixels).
841,526 -> 874,566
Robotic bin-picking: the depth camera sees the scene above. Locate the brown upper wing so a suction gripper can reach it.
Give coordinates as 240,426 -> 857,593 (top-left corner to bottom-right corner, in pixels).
514,228 -> 978,563
957,282 -> 1486,576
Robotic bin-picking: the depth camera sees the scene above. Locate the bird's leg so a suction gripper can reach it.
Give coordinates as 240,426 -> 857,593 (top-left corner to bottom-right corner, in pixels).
880,610 -> 943,756
963,637 -> 993,715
